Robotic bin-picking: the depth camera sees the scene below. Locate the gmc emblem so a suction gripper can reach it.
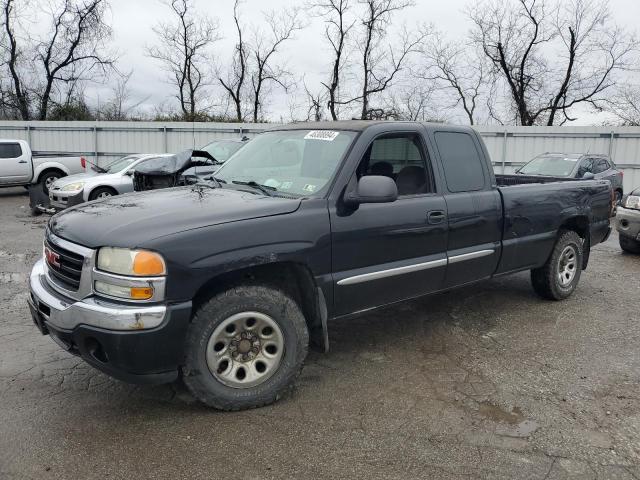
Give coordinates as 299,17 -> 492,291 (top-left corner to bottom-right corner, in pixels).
44,247 -> 60,268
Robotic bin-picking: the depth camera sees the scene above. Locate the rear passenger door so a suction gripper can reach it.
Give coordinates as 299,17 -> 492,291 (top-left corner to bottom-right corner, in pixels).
431,130 -> 502,288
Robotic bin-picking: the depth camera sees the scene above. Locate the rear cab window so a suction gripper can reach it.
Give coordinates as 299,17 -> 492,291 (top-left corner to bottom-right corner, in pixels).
0,143 -> 23,159
433,131 -> 486,192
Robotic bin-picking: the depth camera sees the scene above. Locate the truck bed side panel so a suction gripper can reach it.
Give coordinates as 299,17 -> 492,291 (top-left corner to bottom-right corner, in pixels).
496,180 -> 611,274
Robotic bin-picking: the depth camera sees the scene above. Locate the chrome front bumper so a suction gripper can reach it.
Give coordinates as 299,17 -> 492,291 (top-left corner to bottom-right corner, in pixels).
29,258 -> 167,331
616,206 -> 640,240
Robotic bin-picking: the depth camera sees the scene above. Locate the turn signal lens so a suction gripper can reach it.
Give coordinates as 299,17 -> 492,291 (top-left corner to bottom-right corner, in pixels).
95,281 -> 154,300
130,287 -> 154,300
133,251 -> 166,276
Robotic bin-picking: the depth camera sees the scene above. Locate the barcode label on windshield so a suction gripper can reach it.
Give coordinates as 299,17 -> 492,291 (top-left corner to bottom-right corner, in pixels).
304,130 -> 340,141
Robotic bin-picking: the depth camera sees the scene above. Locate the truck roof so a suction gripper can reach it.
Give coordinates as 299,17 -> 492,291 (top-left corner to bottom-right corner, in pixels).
273,120 -> 474,133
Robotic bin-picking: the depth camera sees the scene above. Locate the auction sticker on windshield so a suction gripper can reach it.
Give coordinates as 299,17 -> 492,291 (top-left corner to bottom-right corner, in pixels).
304,130 -> 340,141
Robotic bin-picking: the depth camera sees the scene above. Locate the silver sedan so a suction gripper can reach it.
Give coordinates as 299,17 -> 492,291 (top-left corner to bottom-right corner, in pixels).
49,154 -> 171,210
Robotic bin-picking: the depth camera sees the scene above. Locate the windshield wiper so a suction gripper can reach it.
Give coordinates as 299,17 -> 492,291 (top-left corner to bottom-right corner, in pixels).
232,180 -> 276,197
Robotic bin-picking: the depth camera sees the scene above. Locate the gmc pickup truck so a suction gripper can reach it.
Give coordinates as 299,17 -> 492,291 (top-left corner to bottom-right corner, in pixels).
0,139 -> 86,193
28,121 -> 613,410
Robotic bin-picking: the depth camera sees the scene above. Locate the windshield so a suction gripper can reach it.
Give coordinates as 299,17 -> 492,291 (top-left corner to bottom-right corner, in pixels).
202,140 -> 246,163
215,129 -> 357,197
103,155 -> 141,174
518,155 -> 579,177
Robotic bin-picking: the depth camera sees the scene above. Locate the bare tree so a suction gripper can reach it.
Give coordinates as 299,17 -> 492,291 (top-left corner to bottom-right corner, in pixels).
469,0 -> 637,126
602,85 -> 640,126
419,32 -> 488,125
147,0 -> 220,120
219,0 -> 248,122
353,0 -> 424,119
312,0 -> 355,120
303,80 -> 326,121
1,0 -> 114,120
1,0 -> 29,119
98,71 -> 149,120
249,8 -> 302,123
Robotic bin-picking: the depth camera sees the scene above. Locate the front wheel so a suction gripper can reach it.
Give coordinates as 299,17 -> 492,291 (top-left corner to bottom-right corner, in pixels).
531,230 -> 583,300
89,187 -> 116,201
183,285 -> 309,410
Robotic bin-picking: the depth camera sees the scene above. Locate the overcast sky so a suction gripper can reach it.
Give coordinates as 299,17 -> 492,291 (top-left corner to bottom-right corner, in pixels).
90,0 -> 640,124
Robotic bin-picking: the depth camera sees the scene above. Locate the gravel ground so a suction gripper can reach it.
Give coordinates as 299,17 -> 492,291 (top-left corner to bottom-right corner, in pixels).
0,186 -> 639,480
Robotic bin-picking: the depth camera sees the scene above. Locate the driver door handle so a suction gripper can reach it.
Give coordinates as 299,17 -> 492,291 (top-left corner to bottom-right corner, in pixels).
18,160 -> 27,163
427,210 -> 446,225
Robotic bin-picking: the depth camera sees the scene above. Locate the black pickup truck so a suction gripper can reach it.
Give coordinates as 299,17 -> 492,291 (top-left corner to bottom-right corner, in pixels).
28,121 -> 613,410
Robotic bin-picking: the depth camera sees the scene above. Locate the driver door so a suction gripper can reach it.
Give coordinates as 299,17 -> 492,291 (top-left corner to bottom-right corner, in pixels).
329,131 -> 448,316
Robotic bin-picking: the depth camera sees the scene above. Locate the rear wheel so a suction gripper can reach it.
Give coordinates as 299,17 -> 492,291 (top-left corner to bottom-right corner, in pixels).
531,230 -> 583,300
89,186 -> 116,201
39,170 -> 63,194
183,285 -> 309,410
619,235 -> 640,254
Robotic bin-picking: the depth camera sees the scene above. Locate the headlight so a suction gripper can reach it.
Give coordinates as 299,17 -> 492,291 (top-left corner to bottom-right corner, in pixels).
625,195 -> 640,210
61,182 -> 85,192
97,247 -> 166,276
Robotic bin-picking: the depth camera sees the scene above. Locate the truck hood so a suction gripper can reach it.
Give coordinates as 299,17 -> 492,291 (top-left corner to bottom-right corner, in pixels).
49,186 -> 302,248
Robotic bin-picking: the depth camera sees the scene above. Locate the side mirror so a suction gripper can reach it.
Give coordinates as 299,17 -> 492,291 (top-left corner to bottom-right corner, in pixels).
124,169 -> 134,176
582,171 -> 595,179
344,175 -> 398,206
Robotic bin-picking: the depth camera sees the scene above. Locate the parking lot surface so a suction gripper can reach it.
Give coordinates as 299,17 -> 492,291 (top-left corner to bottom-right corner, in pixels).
0,186 -> 639,480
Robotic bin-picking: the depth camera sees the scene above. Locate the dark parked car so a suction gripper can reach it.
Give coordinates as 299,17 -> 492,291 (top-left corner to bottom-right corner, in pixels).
180,138 -> 249,184
517,153 -> 624,203
616,186 -> 640,253
28,121 -> 613,410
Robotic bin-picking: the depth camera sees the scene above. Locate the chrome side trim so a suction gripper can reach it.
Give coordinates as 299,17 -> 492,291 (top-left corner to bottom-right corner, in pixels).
448,249 -> 495,264
337,248 -> 496,286
337,258 -> 447,286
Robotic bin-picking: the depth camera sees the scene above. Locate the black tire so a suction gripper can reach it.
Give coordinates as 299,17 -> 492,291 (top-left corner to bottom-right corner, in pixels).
619,234 -> 640,254
89,186 -> 117,201
531,230 -> 583,301
39,170 -> 63,194
183,285 -> 309,410
615,190 -> 623,205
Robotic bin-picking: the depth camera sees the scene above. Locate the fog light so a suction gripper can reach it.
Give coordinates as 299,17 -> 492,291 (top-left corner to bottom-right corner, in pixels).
95,281 -> 153,300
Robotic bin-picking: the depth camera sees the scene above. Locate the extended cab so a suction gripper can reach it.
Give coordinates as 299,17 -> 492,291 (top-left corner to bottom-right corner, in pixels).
28,121 -> 613,410
0,139 -> 86,193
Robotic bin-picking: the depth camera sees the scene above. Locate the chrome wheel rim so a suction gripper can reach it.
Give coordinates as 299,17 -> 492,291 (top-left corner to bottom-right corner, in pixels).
557,245 -> 577,287
96,191 -> 112,199
45,176 -> 58,189
206,311 -> 284,389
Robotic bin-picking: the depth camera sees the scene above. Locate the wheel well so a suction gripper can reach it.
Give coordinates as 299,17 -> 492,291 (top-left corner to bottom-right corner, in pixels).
89,185 -> 118,198
37,168 -> 65,183
192,262 -> 327,352
558,216 -> 590,269
558,216 -> 589,239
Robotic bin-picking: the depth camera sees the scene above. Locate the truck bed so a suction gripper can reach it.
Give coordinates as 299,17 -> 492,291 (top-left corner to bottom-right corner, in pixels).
495,174 -> 581,186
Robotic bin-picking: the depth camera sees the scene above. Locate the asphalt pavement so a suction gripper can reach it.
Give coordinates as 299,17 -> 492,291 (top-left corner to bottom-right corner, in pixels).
0,186 -> 639,479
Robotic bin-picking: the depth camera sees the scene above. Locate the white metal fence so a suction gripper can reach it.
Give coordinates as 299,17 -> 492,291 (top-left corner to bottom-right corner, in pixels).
1,121 -> 639,191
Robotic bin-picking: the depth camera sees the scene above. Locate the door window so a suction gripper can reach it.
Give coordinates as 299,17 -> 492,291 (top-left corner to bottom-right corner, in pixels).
592,159 -> 609,174
577,158 -> 594,177
434,132 -> 485,192
358,133 -> 433,196
0,143 -> 22,159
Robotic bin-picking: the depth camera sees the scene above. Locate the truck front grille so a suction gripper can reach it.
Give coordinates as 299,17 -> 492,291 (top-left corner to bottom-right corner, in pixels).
44,237 -> 84,291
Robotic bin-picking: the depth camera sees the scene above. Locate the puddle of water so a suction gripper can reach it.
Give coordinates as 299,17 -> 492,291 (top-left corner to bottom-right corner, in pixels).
478,401 -> 523,424
477,401 -> 539,438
